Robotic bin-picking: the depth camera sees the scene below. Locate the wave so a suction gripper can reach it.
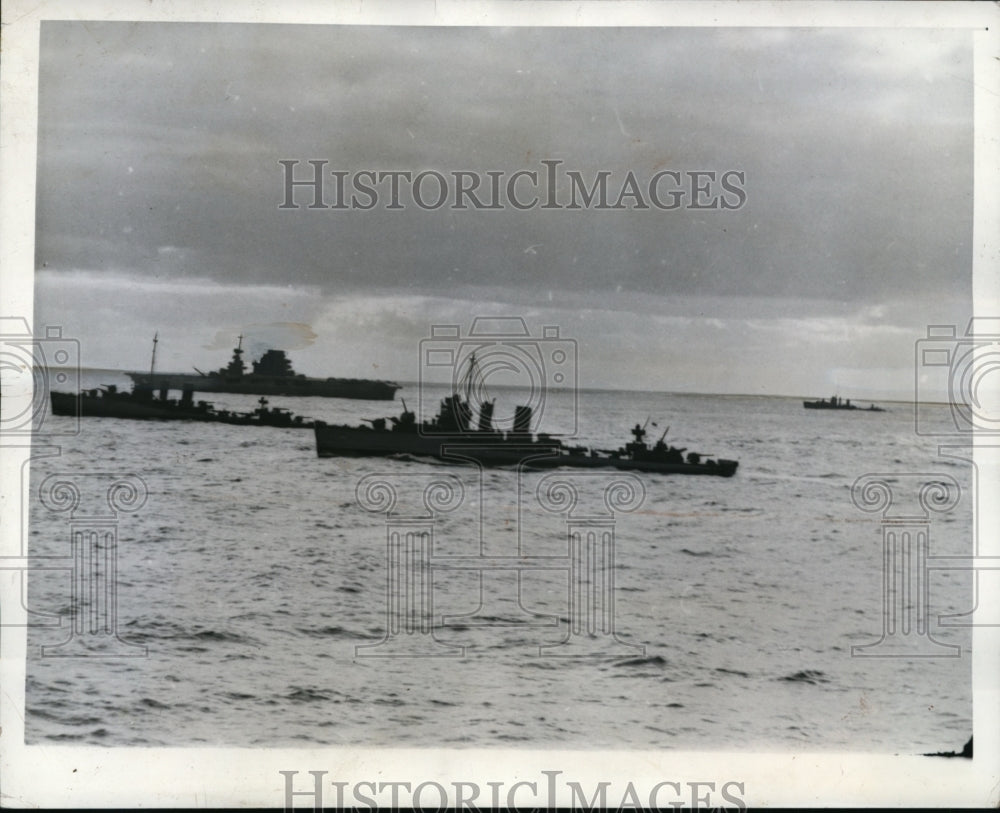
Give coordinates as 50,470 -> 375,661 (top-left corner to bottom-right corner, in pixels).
615,654 -> 667,668
715,667 -> 751,678
285,686 -> 340,703
295,624 -> 370,640
778,669 -> 830,685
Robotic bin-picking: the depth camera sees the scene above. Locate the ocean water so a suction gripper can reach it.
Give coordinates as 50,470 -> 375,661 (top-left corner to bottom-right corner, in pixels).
23,374 -> 973,752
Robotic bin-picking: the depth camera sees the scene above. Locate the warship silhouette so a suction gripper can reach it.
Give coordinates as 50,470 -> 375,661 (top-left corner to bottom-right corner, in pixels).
314,355 -> 738,476
803,394 -> 885,412
51,384 -> 314,428
126,334 -> 399,400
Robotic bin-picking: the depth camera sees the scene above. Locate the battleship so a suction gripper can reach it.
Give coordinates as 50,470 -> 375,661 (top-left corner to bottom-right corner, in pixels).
126,334 -> 400,400
314,355 -> 739,476
803,395 -> 885,412
51,384 -> 314,428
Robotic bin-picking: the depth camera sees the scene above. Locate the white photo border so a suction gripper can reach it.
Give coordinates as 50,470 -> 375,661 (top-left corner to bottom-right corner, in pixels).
1,1 -> 997,808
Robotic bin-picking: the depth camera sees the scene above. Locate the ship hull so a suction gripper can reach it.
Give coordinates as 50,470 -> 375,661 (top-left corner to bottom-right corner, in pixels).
804,401 -> 856,410
314,424 -> 738,476
51,392 -> 311,427
51,391 -> 214,421
803,400 -> 884,412
126,372 -> 399,400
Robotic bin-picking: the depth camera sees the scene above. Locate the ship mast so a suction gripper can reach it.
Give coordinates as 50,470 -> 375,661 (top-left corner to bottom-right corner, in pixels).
149,332 -> 159,376
224,333 -> 247,377
463,352 -> 477,403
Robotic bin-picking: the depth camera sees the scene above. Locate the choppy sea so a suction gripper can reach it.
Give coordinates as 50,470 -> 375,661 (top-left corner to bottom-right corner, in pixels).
23,373 -> 973,752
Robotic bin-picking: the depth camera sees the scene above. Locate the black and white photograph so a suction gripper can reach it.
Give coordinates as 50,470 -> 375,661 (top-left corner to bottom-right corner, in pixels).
1,1 -> 998,808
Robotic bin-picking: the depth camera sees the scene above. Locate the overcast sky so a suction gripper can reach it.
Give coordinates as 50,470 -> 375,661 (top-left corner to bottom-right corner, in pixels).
33,22 -> 973,398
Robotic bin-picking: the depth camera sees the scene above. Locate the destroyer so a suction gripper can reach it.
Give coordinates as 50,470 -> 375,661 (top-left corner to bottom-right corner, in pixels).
314,356 -> 738,476
51,384 -> 314,428
126,334 -> 399,400
803,395 -> 885,412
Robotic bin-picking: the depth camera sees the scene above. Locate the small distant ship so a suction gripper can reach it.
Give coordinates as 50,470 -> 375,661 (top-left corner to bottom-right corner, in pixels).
314,355 -> 738,476
51,384 -> 314,428
126,334 -> 399,400
803,395 -> 885,412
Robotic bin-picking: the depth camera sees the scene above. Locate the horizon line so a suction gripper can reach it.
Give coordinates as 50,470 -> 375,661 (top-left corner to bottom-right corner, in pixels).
39,365 -> 952,405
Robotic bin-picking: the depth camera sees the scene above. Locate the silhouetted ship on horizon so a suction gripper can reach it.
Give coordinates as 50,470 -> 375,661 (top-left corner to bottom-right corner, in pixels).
314,354 -> 739,476
803,394 -> 885,412
126,335 -> 399,400
51,384 -> 314,428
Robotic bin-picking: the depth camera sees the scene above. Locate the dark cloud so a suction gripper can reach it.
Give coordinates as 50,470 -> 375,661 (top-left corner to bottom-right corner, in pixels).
35,23 -> 972,302
32,22 -> 973,397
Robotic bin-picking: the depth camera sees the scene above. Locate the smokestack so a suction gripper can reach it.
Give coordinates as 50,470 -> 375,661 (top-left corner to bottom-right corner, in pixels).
477,400 -> 495,432
513,405 -> 532,436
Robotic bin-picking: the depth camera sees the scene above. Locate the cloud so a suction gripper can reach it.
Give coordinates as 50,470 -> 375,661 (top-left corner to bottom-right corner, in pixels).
31,23 -> 973,399
35,23 -> 971,301
35,269 -> 970,401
